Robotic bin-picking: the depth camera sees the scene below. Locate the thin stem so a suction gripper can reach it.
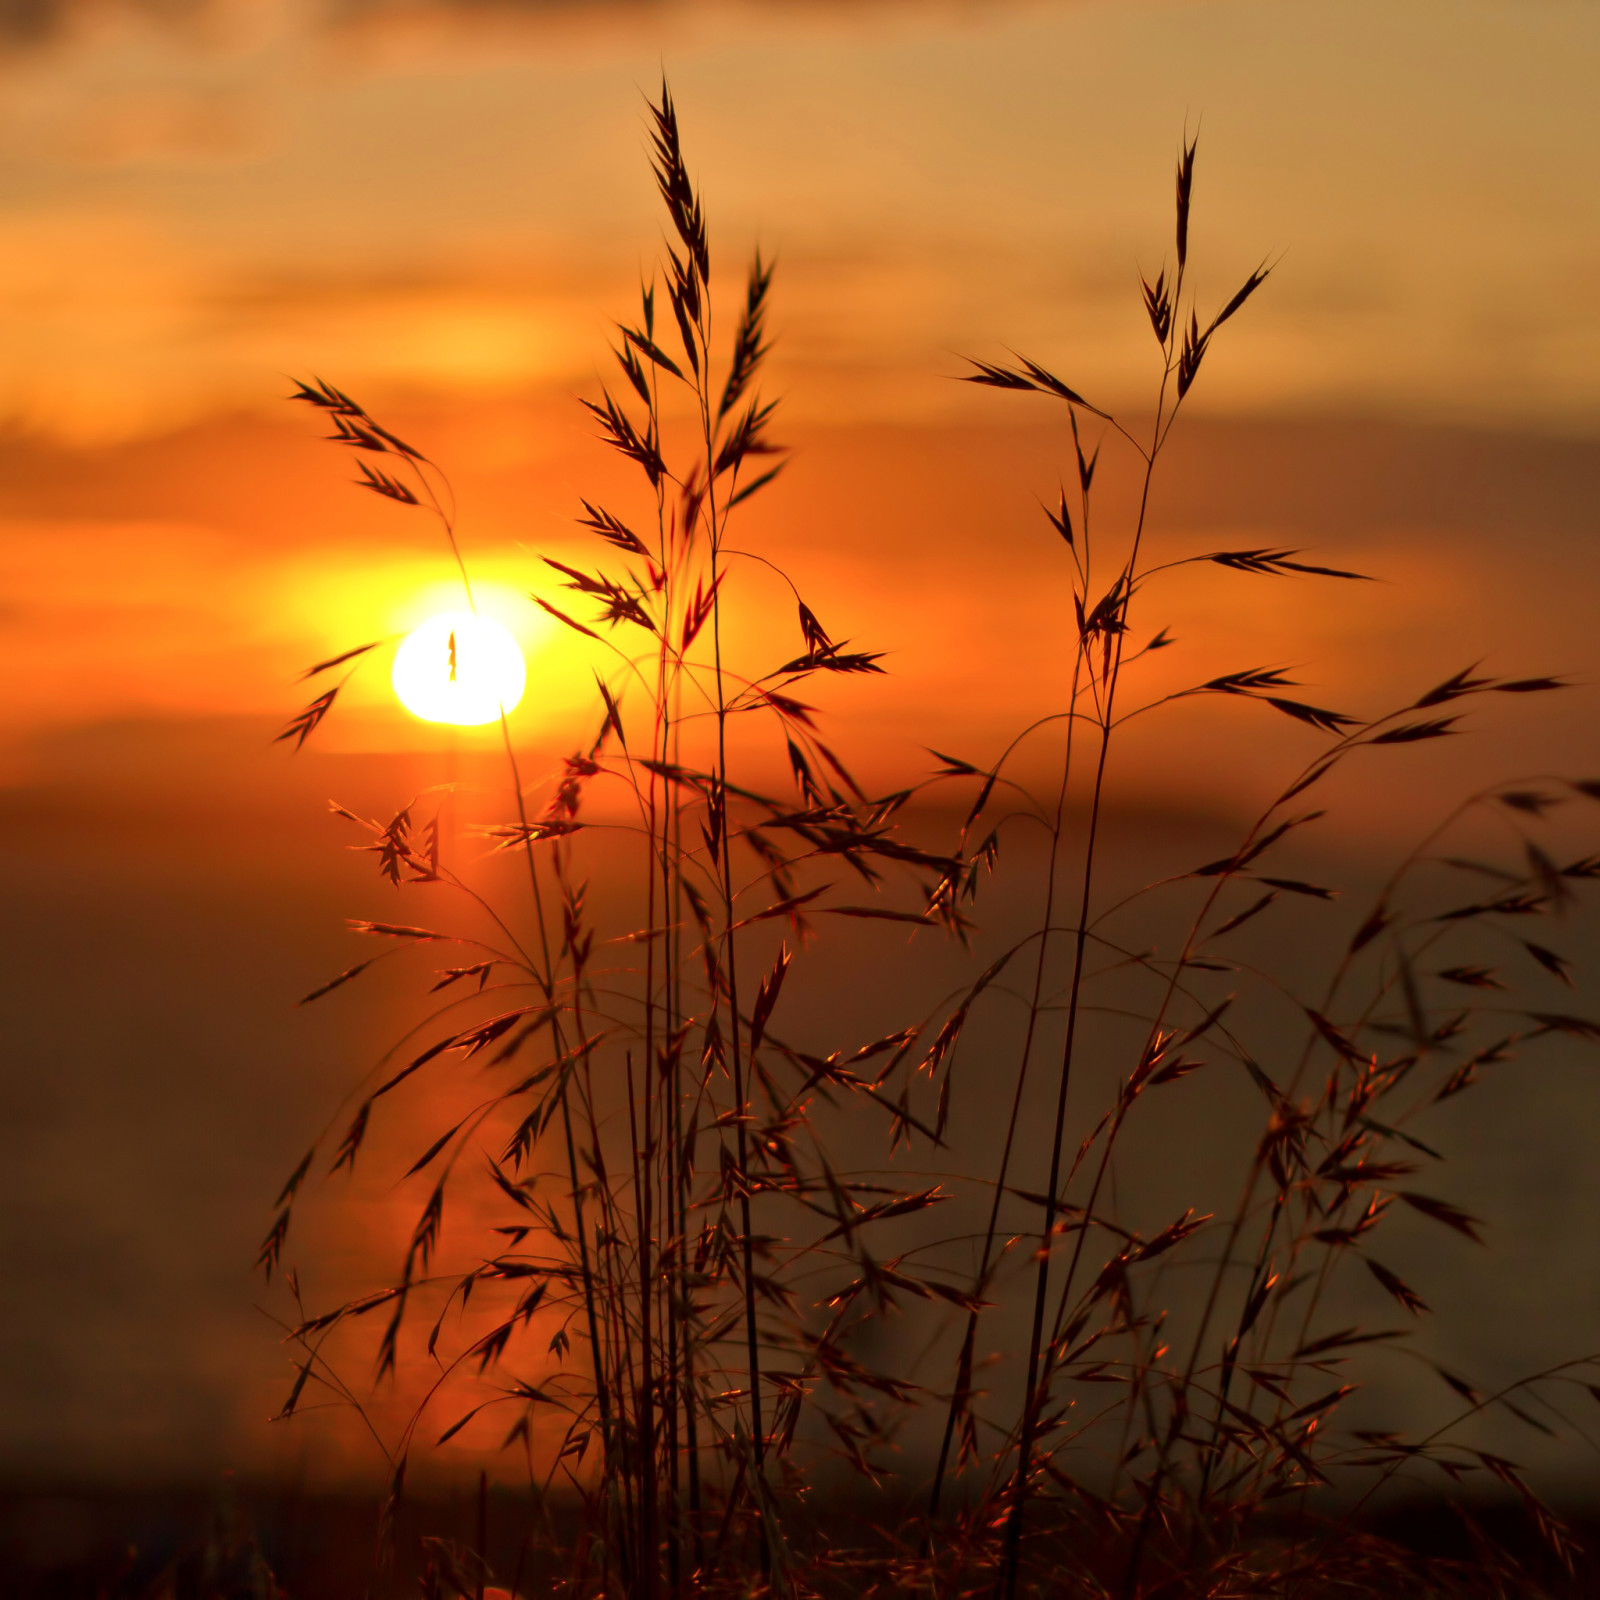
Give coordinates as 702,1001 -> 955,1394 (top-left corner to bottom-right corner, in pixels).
1000,380 -> 1172,1599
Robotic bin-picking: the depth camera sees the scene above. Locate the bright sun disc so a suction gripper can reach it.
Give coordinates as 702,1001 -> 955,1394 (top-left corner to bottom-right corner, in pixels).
392,611 -> 526,725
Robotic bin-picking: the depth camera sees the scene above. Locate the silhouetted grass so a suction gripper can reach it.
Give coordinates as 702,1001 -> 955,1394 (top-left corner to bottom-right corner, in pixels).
264,85 -> 1600,1599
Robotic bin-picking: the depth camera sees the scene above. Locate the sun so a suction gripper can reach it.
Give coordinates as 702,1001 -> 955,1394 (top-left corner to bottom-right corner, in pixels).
391,610 -> 526,726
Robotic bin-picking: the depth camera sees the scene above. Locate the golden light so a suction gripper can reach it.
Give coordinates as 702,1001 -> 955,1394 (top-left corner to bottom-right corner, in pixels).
391,610 -> 526,726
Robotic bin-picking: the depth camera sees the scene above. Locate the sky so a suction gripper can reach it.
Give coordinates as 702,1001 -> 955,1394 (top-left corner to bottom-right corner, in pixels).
0,0 -> 1595,440
0,0 -> 1596,785
5,0 -> 1600,1498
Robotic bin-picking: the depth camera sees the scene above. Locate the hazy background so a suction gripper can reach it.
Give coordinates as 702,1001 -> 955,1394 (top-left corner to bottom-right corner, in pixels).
3,0 -> 1600,1572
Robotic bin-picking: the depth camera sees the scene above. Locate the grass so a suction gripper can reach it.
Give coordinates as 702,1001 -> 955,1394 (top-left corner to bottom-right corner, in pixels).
262,83 -> 1600,1598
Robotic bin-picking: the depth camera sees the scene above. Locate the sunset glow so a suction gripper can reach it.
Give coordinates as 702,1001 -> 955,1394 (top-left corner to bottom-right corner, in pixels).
390,610 -> 525,725
5,4 -> 1600,1588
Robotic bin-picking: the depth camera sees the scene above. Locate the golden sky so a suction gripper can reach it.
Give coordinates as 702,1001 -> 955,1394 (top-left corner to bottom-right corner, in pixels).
0,0 -> 1596,438
2,0 -> 1598,790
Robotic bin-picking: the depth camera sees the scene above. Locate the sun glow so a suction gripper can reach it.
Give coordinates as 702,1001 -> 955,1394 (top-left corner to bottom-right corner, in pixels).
391,610 -> 526,726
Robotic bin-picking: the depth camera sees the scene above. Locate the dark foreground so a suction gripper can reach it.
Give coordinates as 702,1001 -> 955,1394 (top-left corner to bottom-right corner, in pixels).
5,1482 -> 1599,1598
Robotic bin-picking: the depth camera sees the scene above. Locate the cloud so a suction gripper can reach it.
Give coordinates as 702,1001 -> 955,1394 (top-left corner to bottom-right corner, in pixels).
0,0 -> 1596,443
0,0 -> 1005,50
0,0 -> 209,48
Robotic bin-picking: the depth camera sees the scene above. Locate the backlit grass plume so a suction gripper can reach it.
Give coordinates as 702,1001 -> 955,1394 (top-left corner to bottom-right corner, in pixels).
265,93 -> 1600,1599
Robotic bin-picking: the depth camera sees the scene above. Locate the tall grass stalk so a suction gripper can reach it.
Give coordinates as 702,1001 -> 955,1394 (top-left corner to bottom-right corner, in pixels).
266,89 -> 1600,1599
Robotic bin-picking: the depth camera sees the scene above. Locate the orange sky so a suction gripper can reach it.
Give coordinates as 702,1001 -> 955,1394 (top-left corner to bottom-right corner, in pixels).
0,0 -> 1593,796
1,1 -> 1598,794
0,1 -> 1596,438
